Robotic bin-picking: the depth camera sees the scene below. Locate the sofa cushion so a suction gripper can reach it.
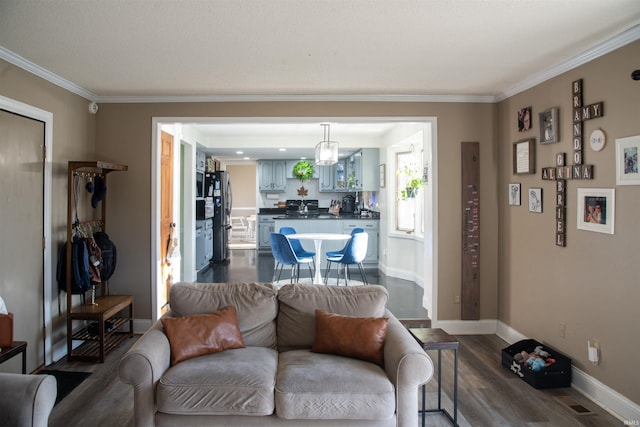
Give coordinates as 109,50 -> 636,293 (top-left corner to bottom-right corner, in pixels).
157,346 -> 277,416
161,306 -> 246,366
275,350 -> 395,420
311,309 -> 388,366
277,284 -> 389,351
169,282 -> 278,348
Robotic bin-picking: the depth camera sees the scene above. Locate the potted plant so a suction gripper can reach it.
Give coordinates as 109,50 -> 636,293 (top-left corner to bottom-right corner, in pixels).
292,160 -> 315,199
398,165 -> 423,199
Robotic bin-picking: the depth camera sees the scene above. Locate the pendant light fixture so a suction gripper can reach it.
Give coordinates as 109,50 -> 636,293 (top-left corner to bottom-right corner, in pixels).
315,123 -> 339,165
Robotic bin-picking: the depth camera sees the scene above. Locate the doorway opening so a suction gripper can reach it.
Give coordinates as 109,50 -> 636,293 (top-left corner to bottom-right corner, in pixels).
150,117 -> 438,323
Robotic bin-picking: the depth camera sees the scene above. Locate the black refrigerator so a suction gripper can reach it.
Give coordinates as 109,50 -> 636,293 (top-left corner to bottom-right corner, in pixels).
207,170 -> 232,262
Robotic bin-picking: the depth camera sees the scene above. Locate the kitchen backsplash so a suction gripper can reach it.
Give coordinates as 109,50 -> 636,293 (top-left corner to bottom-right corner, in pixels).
258,178 -> 378,211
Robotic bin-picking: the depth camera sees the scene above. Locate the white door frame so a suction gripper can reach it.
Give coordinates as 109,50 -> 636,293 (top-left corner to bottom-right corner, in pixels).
150,116 -> 438,323
0,95 -> 54,366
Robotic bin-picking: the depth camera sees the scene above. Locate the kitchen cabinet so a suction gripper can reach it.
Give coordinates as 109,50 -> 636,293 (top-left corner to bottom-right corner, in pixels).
258,160 -> 287,192
318,160 -> 347,192
257,215 -> 276,251
318,164 -> 334,191
346,148 -> 379,191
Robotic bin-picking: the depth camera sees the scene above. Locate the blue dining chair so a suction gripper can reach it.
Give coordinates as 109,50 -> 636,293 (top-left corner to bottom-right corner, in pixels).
270,232 -> 314,284
324,232 -> 369,286
325,227 -> 365,258
280,226 -> 316,273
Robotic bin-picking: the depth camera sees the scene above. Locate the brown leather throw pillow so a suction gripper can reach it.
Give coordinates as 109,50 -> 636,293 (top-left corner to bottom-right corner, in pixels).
311,309 -> 389,366
161,305 -> 246,365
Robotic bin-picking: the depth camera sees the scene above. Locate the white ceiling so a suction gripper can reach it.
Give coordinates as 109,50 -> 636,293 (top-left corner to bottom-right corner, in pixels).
1,1 -> 639,160
1,0 -> 639,101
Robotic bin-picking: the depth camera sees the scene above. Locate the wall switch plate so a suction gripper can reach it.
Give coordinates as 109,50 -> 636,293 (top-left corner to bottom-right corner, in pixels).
588,340 -> 599,365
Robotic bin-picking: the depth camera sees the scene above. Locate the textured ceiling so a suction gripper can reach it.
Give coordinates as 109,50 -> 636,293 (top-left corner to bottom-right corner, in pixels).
1,0 -> 639,101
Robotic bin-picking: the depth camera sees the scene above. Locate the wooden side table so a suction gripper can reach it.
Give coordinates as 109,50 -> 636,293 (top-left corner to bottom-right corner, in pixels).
0,341 -> 27,374
408,328 -> 459,427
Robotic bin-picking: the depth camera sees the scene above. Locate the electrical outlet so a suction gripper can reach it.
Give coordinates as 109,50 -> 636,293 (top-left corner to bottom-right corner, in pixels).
559,323 -> 566,338
454,295 -> 461,304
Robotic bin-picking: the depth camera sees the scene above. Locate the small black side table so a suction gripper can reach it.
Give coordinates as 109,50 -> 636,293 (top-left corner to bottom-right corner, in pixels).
0,341 -> 27,374
408,328 -> 459,427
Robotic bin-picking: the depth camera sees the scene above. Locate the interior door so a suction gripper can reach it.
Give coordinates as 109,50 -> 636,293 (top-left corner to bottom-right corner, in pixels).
160,131 -> 174,314
0,109 -> 45,373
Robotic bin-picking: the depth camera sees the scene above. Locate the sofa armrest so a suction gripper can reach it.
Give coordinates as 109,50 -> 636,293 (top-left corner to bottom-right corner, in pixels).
119,320 -> 171,427
0,372 -> 57,427
383,311 -> 434,427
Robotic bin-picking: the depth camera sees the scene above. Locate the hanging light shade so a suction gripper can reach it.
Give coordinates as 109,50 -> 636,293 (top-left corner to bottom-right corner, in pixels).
315,123 -> 339,165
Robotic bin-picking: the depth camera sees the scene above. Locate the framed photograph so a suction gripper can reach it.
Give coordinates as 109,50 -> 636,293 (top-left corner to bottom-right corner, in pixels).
577,188 -> 615,234
539,107 -> 559,144
513,138 -> 535,174
615,135 -> 640,185
379,164 -> 386,188
517,106 -> 532,132
528,188 -> 542,213
508,183 -> 521,206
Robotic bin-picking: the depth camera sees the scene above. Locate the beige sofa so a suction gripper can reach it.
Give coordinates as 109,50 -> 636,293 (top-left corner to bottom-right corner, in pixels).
119,282 -> 433,427
0,372 -> 57,427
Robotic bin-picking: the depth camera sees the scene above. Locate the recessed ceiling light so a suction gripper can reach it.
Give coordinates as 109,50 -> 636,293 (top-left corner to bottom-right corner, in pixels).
236,150 -> 244,154
279,148 -> 287,151
243,156 -> 250,160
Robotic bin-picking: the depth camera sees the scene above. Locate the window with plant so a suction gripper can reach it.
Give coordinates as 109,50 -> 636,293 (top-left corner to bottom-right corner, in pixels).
395,140 -> 424,234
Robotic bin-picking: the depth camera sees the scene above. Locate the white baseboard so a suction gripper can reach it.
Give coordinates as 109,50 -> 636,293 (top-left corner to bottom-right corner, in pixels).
572,365 -> 640,423
431,319 -> 498,335
495,321 -> 639,423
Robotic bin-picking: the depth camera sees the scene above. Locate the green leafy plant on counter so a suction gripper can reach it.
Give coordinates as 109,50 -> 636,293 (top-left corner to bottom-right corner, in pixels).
397,164 -> 423,199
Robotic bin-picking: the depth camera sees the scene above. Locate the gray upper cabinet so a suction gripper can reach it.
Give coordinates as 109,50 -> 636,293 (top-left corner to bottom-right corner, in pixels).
318,165 -> 334,191
258,160 -> 287,192
320,149 -> 379,192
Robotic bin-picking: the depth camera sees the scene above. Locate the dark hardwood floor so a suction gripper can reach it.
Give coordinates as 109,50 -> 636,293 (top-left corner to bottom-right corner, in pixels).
43,249 -> 621,426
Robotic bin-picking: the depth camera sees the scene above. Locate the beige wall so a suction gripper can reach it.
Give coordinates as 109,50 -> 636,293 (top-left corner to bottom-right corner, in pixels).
94,101 -> 499,323
226,163 -> 257,218
498,40 -> 640,404
0,59 -> 95,351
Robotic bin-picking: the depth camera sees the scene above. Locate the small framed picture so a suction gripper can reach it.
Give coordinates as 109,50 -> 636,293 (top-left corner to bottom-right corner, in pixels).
615,135 -> 640,185
508,183 -> 521,206
513,138 -> 536,174
577,188 -> 615,234
518,106 -> 532,132
539,107 -> 559,144
528,188 -> 542,213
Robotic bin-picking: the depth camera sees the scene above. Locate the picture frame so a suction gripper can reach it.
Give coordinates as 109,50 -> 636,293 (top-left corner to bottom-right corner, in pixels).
576,188 -> 615,234
615,135 -> 640,185
508,183 -> 521,206
517,106 -> 532,132
528,188 -> 542,213
513,138 -> 535,174
539,107 -> 559,144
379,164 -> 386,188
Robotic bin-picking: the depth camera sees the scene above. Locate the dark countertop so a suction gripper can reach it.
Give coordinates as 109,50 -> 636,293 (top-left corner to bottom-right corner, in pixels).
272,213 -> 379,220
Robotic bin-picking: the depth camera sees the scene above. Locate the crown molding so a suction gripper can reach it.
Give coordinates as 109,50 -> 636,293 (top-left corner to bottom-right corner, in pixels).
0,46 -> 98,101
496,24 -> 640,102
94,93 -> 497,104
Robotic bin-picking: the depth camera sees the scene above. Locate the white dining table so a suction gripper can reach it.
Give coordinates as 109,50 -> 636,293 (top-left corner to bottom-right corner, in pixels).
286,233 -> 351,284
